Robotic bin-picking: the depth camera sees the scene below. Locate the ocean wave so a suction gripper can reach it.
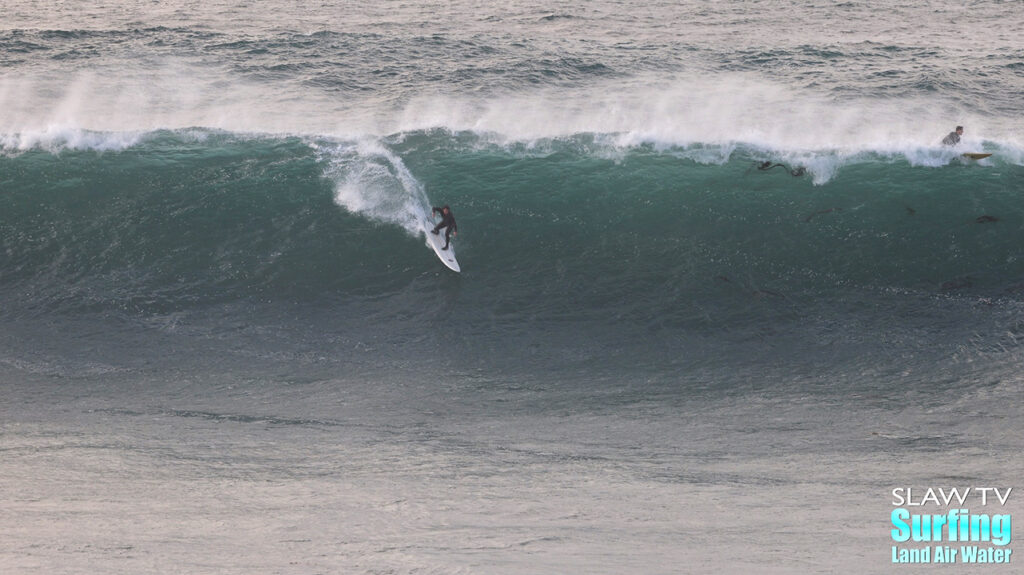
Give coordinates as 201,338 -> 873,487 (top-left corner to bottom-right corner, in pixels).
2,128 -> 1022,318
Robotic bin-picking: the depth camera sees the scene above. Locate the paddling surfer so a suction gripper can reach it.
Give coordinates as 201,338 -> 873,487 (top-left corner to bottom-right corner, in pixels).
757,161 -> 806,177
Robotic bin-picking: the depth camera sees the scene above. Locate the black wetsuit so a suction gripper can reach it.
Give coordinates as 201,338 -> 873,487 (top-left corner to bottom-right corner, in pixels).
431,207 -> 457,248
941,131 -> 961,146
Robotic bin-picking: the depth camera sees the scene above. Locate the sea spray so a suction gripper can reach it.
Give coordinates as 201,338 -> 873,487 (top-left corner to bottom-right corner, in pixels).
316,138 -> 437,243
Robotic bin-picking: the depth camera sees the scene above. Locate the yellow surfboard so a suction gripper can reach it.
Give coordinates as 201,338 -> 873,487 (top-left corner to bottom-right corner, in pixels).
962,152 -> 992,160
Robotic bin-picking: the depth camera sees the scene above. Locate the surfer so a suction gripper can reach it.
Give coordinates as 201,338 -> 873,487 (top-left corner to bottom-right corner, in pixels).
757,161 -> 806,177
941,126 -> 963,146
430,205 -> 458,250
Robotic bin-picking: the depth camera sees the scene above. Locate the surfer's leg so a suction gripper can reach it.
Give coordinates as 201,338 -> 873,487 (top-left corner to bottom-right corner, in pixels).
443,227 -> 452,248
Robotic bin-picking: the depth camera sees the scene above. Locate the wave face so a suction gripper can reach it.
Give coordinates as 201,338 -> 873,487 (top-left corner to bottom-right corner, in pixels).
3,129 -> 1023,386
2,0 -> 1023,387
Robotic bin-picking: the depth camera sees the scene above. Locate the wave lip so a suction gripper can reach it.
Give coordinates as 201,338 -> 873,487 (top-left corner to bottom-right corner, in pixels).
3,65 -> 1022,155
0,125 -> 148,153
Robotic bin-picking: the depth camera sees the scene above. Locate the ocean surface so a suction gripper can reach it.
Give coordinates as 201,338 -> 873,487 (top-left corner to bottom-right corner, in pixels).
2,1 -> 1023,573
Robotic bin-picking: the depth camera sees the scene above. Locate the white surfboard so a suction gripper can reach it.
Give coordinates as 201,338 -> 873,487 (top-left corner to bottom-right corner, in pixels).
425,225 -> 460,272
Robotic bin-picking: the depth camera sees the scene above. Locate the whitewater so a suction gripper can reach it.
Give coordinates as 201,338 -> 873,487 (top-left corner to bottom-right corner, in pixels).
2,1 -> 1023,574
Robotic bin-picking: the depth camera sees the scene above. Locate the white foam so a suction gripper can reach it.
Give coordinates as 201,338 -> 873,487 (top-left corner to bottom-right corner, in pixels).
379,73 -> 1022,156
0,125 -> 145,153
316,139 -> 435,240
2,65 -> 1022,166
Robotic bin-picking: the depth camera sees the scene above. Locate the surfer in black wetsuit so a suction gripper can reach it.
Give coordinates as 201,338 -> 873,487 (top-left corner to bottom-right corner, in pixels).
431,205 -> 457,250
756,161 -> 806,177
941,126 -> 963,146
